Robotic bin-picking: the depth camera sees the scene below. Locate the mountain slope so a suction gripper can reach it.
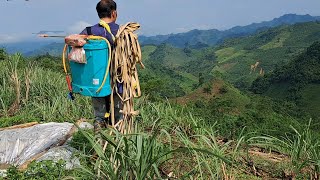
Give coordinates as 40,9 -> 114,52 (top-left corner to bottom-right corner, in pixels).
139,44 -> 201,98
0,41 -> 55,55
251,41 -> 320,119
140,14 -> 320,48
24,42 -> 64,57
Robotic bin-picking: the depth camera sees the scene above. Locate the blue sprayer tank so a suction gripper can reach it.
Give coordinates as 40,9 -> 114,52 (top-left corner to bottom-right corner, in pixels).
68,39 -> 111,97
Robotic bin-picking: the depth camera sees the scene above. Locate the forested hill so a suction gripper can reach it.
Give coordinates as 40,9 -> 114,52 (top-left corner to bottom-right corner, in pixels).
139,14 -> 320,48
251,41 -> 320,118
252,41 -> 320,94
211,21 -> 320,89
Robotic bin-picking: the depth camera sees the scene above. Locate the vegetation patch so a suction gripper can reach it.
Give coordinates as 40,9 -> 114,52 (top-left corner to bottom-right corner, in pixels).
215,47 -> 246,64
259,30 -> 291,50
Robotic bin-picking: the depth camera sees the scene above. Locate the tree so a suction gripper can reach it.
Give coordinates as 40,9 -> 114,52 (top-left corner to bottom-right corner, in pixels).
0,49 -> 7,60
203,83 -> 212,94
198,73 -> 204,86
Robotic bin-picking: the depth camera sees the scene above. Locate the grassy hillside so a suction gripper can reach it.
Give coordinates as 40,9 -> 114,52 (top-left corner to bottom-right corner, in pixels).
1,53 -> 320,179
0,54 -> 92,126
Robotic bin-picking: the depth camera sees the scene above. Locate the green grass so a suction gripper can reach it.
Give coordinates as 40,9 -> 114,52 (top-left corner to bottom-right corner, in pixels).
0,54 -> 92,127
141,45 -> 157,62
176,71 -> 198,93
249,120 -> 320,179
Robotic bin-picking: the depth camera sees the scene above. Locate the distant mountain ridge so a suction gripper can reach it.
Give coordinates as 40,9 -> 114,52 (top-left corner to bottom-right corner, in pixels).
140,14 -> 320,48
24,42 -> 64,57
3,13 -> 319,56
0,39 -> 63,56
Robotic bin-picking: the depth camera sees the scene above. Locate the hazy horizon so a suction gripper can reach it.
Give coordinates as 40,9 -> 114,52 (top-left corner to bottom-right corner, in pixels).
0,0 -> 320,43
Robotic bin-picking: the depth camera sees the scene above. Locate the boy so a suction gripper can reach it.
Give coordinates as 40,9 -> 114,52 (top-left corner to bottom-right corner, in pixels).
80,0 -> 122,131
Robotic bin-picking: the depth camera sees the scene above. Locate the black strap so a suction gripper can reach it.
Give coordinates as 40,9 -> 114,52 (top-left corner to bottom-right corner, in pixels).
86,27 -> 92,35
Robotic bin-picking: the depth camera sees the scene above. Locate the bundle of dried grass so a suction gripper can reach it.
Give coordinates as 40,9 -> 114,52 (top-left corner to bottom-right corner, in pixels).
110,22 -> 144,134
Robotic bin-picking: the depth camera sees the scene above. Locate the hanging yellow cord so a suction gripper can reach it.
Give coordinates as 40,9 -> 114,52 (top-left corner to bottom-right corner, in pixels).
62,35 -> 112,94
62,44 -> 68,74
99,20 -> 116,41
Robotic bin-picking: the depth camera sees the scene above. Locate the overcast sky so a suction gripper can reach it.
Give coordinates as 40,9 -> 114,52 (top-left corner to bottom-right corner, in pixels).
0,0 -> 319,43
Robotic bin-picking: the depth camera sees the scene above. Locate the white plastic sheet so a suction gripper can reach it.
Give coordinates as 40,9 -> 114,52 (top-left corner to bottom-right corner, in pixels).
37,146 -> 80,170
0,122 -> 74,167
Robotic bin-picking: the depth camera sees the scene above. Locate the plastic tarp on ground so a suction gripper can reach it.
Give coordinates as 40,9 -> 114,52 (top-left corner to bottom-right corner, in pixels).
37,146 -> 80,170
0,122 -> 76,169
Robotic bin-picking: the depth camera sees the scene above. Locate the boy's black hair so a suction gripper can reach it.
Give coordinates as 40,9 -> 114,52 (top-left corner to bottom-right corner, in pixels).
96,0 -> 117,19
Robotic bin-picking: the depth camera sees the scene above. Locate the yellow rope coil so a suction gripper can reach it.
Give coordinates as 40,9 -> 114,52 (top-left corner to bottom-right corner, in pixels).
111,22 -> 144,133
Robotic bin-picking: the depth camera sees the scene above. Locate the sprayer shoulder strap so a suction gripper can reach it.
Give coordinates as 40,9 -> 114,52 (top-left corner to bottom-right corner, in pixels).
86,27 -> 92,35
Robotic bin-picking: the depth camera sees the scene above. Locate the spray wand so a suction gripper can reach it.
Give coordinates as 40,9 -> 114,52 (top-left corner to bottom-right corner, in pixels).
38,34 -> 75,100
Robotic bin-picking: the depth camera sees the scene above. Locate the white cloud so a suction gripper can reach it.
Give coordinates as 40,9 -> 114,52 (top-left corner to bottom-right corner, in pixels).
0,21 -> 92,44
67,21 -> 92,34
0,34 -> 29,44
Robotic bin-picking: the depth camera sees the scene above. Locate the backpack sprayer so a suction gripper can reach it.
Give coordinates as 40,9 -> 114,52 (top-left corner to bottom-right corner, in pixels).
39,23 -> 144,133
40,34 -> 112,100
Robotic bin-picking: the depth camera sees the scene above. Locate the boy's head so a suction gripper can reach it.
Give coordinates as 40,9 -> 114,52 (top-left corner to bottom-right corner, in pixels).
96,0 -> 117,21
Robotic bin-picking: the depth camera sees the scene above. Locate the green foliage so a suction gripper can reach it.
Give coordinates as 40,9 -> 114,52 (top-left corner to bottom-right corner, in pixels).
31,54 -> 63,73
300,84 -> 320,119
251,75 -> 272,94
189,81 -> 306,138
69,130 -> 94,155
252,41 -> 320,93
6,160 -> 66,180
251,41 -> 320,119
215,47 -> 246,63
203,83 -> 212,94
140,44 -> 200,98
78,128 -> 173,179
